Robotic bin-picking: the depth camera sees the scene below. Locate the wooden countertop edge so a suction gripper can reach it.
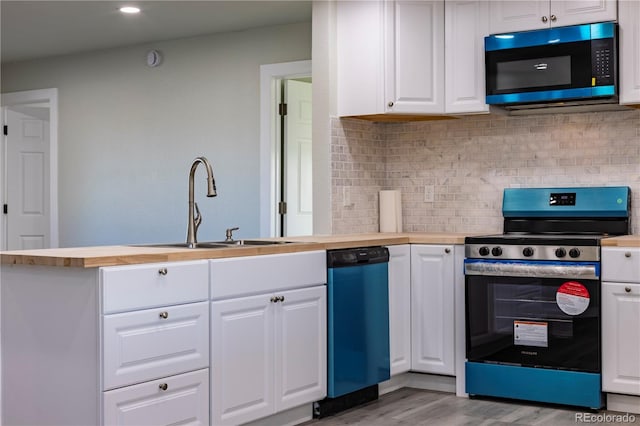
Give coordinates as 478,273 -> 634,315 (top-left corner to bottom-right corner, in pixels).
0,233 -> 477,268
601,236 -> 640,247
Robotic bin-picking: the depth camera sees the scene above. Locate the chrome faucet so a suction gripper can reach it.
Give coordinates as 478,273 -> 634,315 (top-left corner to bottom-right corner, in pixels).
186,156 -> 217,248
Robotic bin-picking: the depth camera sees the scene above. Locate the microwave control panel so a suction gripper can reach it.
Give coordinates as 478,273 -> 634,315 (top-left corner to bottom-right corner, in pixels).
591,38 -> 614,86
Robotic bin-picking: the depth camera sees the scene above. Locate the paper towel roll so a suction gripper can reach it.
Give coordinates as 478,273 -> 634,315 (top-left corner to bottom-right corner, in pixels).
379,190 -> 402,233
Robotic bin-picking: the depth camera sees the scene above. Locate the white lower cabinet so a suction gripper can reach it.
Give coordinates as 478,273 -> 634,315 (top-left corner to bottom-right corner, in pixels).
103,368 -> 210,426
210,251 -> 327,426
211,286 -> 327,425
602,247 -> 640,397
387,245 -> 411,376
410,244 -> 455,375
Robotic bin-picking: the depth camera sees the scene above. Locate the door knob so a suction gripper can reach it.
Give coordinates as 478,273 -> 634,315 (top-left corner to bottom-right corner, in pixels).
550,14 -> 557,22
542,16 -> 548,23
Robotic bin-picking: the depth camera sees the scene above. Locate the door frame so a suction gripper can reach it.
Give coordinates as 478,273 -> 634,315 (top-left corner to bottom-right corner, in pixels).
259,60 -> 312,237
1,88 -> 59,249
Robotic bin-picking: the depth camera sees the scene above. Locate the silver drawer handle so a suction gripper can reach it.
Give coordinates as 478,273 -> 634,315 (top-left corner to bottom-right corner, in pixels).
625,252 -> 632,258
158,383 -> 168,391
158,268 -> 168,276
626,287 -> 632,293
159,311 -> 169,319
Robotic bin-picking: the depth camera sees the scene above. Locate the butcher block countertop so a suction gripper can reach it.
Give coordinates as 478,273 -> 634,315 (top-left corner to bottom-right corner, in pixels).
0,232 -> 471,268
601,235 -> 640,247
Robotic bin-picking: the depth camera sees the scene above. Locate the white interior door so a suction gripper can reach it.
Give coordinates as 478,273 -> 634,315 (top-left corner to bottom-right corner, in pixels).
5,107 -> 51,250
283,80 -> 313,237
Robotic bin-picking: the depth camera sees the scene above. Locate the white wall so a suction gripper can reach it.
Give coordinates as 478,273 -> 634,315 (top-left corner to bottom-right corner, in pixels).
1,22 -> 311,246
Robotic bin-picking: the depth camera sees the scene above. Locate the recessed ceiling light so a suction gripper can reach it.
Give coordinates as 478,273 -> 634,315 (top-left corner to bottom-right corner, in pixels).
119,6 -> 140,14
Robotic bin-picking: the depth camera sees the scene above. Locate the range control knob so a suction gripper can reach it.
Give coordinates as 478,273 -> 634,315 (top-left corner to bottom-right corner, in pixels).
479,246 -> 490,256
522,247 -> 535,257
491,247 -> 503,256
569,248 -> 581,258
555,248 -> 567,258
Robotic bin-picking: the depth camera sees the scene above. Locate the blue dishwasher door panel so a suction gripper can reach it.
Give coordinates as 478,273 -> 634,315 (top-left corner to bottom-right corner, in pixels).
327,262 -> 390,398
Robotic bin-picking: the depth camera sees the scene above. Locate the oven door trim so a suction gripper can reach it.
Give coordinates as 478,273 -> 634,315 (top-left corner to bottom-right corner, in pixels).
464,258 -> 600,280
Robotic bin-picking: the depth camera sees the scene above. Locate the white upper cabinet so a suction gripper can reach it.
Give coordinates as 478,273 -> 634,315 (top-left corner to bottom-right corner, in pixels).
445,0 -> 490,114
384,0 -> 445,114
619,0 -> 640,104
337,0 -> 487,117
489,0 -> 617,34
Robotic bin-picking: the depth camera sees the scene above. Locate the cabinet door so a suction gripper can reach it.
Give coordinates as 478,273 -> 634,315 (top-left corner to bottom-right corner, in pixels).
602,282 -> 640,396
211,295 -> 275,425
387,245 -> 411,376
445,0 -> 490,114
384,0 -> 445,114
336,0 -> 385,117
620,0 -> 640,105
103,301 -> 209,390
489,0 -> 549,34
550,0 -> 617,28
411,245 -> 455,375
275,286 -> 327,411
103,368 -> 209,426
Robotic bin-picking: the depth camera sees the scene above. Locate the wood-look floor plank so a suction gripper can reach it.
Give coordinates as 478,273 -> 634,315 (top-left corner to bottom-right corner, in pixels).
302,388 -> 640,426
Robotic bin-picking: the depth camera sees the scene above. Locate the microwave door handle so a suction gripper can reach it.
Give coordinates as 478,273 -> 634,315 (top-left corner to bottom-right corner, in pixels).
534,63 -> 548,70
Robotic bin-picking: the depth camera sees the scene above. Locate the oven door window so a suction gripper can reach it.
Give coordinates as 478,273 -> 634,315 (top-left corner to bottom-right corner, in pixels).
466,274 -> 600,373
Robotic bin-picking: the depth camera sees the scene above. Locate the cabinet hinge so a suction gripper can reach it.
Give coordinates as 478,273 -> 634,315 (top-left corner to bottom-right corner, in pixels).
278,103 -> 288,116
3,204 -> 7,214
3,125 -> 7,136
278,201 -> 287,215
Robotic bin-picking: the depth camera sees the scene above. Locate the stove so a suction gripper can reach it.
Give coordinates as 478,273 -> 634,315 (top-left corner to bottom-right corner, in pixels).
464,186 -> 631,410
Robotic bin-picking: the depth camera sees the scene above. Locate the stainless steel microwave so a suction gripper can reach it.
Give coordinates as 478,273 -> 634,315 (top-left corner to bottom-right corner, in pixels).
485,22 -> 617,106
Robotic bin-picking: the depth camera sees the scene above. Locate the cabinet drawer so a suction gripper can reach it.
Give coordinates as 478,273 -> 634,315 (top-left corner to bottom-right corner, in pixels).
103,368 -> 209,426
103,301 -> 209,390
602,248 -> 640,283
210,251 -> 326,300
102,260 -> 208,313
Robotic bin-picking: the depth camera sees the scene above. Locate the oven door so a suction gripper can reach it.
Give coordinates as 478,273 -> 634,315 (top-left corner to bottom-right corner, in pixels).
465,259 -> 600,373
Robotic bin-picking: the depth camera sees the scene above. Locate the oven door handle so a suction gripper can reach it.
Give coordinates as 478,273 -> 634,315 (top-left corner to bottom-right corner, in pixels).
464,259 -> 600,280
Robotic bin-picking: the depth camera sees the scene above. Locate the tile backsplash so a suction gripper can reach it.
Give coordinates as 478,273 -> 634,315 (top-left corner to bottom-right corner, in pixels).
331,109 -> 640,235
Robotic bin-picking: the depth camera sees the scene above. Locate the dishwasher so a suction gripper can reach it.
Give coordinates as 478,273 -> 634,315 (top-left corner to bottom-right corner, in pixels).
315,246 -> 390,418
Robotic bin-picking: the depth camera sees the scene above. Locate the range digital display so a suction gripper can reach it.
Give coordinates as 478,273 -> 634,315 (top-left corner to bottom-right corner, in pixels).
549,192 -> 576,206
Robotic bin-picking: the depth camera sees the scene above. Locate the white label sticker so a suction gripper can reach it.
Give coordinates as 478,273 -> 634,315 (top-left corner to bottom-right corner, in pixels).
514,321 -> 548,347
556,281 -> 590,316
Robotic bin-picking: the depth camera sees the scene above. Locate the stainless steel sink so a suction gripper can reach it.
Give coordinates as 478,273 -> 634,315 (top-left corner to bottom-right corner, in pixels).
212,240 -> 293,246
133,240 -> 293,249
135,242 -> 230,249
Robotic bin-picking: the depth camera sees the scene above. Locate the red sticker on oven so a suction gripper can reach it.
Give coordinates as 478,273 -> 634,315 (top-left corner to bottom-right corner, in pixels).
556,281 -> 590,315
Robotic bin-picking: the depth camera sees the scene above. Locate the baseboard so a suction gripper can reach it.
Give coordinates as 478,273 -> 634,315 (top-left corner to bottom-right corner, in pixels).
606,393 -> 640,415
242,403 -> 313,426
379,372 -> 456,396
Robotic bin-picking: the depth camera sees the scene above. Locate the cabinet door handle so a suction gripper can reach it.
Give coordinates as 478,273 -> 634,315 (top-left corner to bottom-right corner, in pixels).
625,252 -> 632,258
158,268 -> 168,276
270,296 -> 278,303
158,383 -> 168,391
445,248 -> 451,254
541,15 -> 548,23
388,101 -> 394,108
625,287 -> 632,293
550,14 -> 557,22
159,311 -> 169,319
279,296 -> 285,303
